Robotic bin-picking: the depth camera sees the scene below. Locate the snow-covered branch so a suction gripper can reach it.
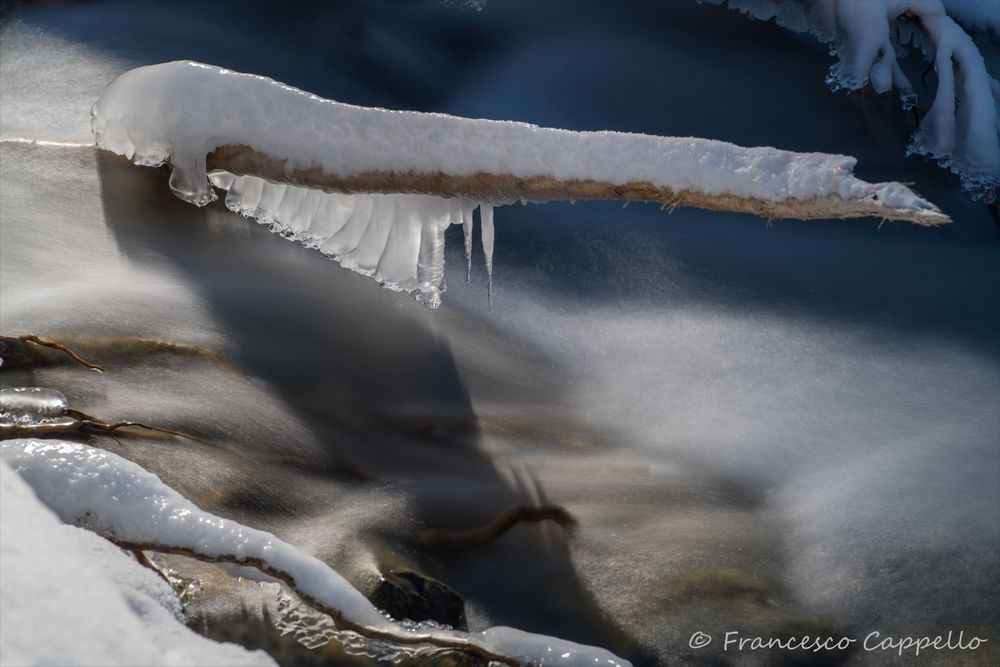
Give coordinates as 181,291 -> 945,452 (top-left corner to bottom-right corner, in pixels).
1,439 -> 630,667
202,142 -> 946,225
91,61 -> 948,306
711,0 -> 1000,200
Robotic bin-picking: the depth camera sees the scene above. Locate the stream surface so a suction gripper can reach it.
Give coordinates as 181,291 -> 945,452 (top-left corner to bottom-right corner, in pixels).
1,2 -> 998,666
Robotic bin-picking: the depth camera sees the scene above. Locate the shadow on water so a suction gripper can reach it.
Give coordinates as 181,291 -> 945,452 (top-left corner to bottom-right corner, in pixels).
95,153 -> 658,665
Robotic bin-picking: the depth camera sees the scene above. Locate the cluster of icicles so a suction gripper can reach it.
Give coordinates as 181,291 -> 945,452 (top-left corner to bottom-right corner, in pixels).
210,173 -> 496,309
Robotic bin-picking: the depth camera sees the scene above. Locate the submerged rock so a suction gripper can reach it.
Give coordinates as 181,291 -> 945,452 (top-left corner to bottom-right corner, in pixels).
368,570 -> 468,631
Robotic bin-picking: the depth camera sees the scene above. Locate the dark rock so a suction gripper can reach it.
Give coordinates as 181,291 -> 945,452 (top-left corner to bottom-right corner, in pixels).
369,570 -> 468,631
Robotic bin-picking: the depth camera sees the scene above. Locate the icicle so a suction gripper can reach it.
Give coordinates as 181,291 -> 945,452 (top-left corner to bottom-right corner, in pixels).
253,182 -> 287,224
225,176 -> 263,217
307,194 -> 356,242
288,189 -> 323,240
375,199 -> 422,291
203,174 -> 505,308
416,197 -> 452,309
167,152 -> 215,207
223,175 -> 248,212
342,197 -> 395,275
273,187 -> 308,235
480,203 -> 495,310
462,205 -> 474,282
207,171 -> 236,191
320,196 -> 374,258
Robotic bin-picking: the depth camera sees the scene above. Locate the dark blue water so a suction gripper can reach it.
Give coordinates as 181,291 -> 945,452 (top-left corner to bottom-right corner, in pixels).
2,2 -> 998,666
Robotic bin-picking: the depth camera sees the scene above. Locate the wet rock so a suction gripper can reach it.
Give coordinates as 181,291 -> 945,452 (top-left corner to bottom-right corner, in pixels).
368,569 -> 468,631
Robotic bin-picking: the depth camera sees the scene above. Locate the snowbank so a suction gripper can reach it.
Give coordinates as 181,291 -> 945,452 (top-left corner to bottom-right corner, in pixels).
1,439 -> 631,667
0,459 -> 276,667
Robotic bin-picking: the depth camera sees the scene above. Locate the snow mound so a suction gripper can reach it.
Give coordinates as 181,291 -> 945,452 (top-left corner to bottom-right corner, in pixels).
0,459 -> 276,667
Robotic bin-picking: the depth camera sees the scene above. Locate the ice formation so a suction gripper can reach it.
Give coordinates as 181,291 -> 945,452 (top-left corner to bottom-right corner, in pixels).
210,172 -> 481,308
0,386 -> 69,424
710,0 -> 1000,199
92,60 -> 948,306
1,439 -> 631,667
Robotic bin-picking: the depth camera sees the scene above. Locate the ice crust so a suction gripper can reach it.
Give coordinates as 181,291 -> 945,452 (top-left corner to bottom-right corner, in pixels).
1,439 -> 632,667
91,61 -> 943,305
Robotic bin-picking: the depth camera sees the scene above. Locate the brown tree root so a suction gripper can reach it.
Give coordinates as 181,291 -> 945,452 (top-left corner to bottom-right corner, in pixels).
0,409 -> 209,445
421,504 -> 578,550
0,334 -> 105,372
57,335 -> 227,366
1,334 -> 228,372
1,407 -> 370,482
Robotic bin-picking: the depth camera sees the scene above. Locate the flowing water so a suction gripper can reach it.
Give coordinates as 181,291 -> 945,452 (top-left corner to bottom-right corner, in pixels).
1,2 -> 998,666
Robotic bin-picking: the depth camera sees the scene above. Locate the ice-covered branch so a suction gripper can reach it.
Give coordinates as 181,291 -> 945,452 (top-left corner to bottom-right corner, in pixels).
1,439 -> 630,667
91,61 -> 947,306
711,0 -> 1000,200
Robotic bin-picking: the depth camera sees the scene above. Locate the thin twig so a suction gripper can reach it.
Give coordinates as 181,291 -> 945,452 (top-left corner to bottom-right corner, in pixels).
57,336 -> 227,366
422,504 -> 578,550
18,334 -> 106,372
130,548 -> 172,586
81,416 -> 210,445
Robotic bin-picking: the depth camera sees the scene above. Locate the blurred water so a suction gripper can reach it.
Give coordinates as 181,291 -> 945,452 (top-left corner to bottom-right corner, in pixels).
1,2 -> 998,666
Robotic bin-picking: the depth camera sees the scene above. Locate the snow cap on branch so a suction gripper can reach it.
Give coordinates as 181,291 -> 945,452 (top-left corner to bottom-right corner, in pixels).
91,60 -> 948,306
